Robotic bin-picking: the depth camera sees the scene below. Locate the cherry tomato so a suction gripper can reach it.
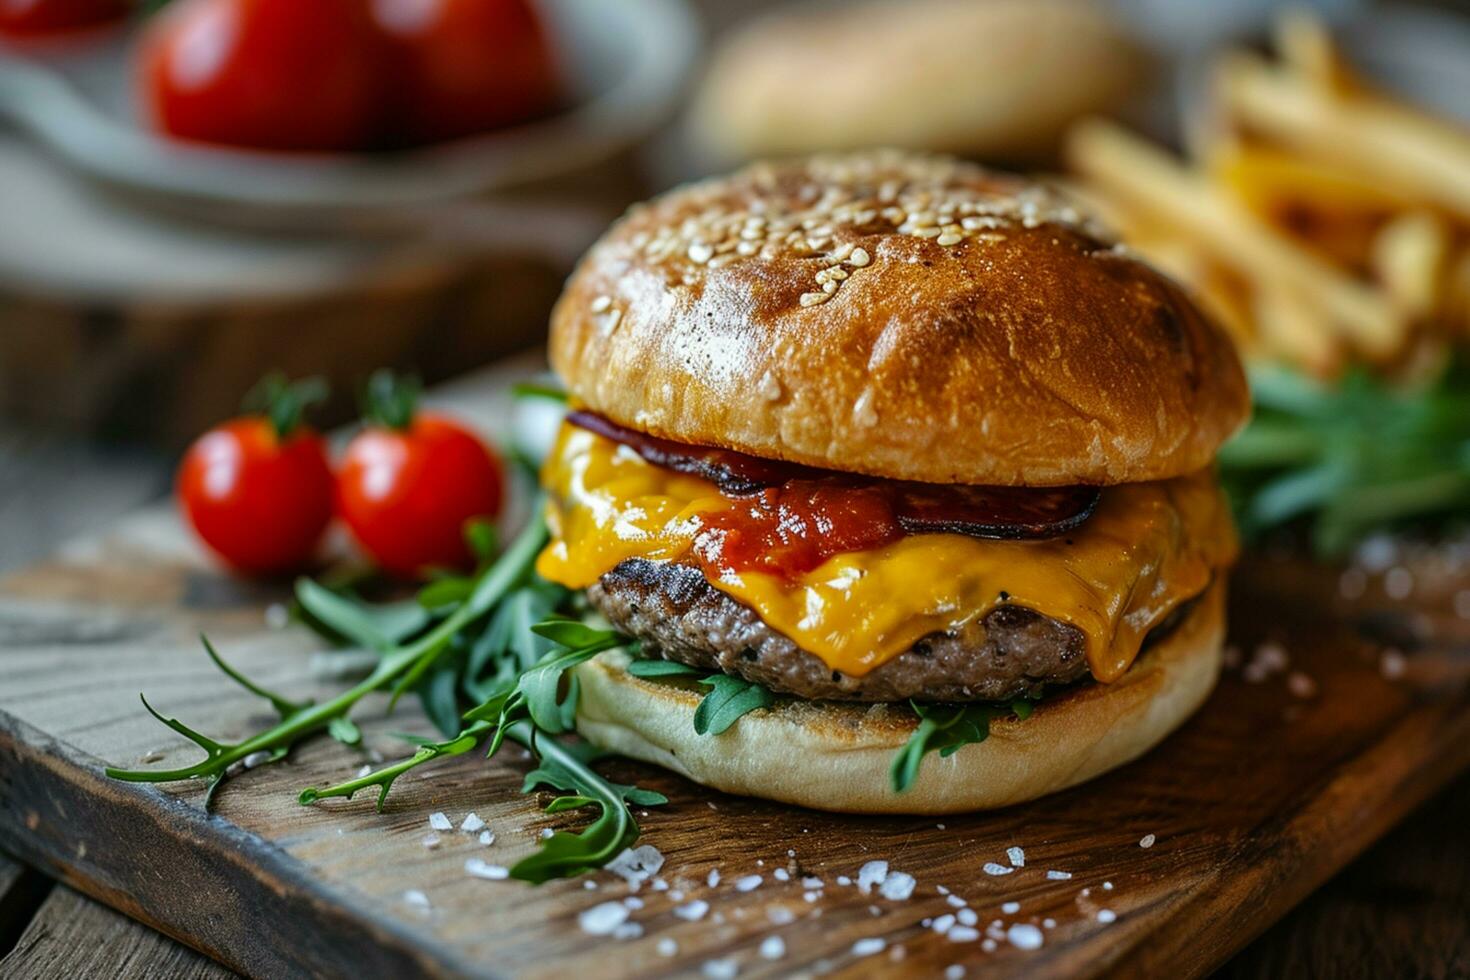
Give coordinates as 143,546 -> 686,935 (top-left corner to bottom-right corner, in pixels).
371,0 -> 557,146
137,0 -> 384,152
337,375 -> 504,578
177,378 -> 334,575
0,0 -> 130,36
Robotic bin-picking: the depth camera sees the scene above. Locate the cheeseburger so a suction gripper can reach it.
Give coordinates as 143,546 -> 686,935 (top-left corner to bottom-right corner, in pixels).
535,150 -> 1248,814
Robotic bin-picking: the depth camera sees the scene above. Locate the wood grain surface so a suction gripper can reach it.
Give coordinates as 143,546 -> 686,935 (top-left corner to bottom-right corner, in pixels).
0,886 -> 234,980
1,362 -> 1468,979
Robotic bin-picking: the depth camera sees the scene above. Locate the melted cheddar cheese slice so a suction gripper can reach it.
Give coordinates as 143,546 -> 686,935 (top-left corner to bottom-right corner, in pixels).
537,424 -> 1237,683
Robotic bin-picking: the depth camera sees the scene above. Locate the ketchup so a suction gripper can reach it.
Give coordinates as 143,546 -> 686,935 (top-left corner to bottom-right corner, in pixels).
566,410 -> 1100,582
694,480 -> 905,580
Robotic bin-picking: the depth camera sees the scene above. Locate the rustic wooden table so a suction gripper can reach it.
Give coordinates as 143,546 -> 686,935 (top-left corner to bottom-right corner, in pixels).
0,421 -> 1466,979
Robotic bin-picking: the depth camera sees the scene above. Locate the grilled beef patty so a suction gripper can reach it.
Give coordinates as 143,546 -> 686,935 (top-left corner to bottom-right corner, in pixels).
587,558 -> 1097,702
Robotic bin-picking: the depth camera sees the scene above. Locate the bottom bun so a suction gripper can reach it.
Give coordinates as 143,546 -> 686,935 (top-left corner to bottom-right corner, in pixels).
573,580 -> 1226,815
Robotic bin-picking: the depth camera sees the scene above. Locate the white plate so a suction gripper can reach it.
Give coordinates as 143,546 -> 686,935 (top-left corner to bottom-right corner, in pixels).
0,0 -> 699,227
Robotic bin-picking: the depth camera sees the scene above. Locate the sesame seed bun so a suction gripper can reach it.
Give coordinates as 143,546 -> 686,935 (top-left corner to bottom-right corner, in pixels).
549,151 -> 1249,487
573,580 -> 1226,815
690,0 -> 1147,164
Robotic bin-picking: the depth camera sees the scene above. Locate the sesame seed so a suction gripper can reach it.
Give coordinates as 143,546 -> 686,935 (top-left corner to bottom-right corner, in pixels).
799,291 -> 830,307
590,295 -> 611,313
936,233 -> 963,246
946,895 -> 967,908
848,247 -> 871,267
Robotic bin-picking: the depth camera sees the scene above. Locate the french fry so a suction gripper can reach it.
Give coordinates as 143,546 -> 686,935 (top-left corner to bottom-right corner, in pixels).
1371,211 -> 1449,320
1066,118 -> 1405,358
1218,53 -> 1470,221
1272,10 -> 1356,97
1252,280 -> 1343,377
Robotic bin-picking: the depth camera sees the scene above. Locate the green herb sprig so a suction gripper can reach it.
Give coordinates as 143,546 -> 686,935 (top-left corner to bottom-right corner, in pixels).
889,698 -> 1036,793
1219,357 -> 1470,556
106,517 -> 549,803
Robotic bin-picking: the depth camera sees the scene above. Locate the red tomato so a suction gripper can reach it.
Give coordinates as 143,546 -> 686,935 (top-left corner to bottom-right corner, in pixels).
177,418 -> 335,575
137,0 -> 384,152
337,413 -> 505,578
371,0 -> 557,146
0,0 -> 130,36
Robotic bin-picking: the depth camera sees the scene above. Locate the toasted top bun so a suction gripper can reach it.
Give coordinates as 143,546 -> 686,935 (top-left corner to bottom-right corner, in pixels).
574,579 -> 1225,815
550,151 -> 1249,486
690,0 -> 1147,164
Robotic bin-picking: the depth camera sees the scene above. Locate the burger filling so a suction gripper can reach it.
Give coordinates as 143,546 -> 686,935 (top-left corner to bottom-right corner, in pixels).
536,417 -> 1236,693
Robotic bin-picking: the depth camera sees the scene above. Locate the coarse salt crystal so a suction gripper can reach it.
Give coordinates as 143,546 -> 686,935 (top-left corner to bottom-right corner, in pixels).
768,906 -> 796,925
936,885 -> 951,895
675,900 -> 710,921
657,937 -> 678,957
583,881 -> 598,890
1046,870 -> 1072,880
932,914 -> 956,934
464,858 -> 508,881
578,901 -> 629,936
1287,672 -> 1317,698
836,875 -> 852,886
773,868 -> 790,882
947,927 -> 980,943
1008,923 -> 1044,950
478,830 -> 495,846
946,894 -> 967,908
802,877 -> 824,889
1043,918 -> 1056,929
1385,566 -> 1413,600
1102,882 -> 1113,890
1381,649 -> 1407,679
957,908 -> 978,927
804,891 -> 820,903
701,958 -> 738,979
540,829 -> 554,839
1139,834 -> 1156,849
760,936 -> 786,960
613,922 -> 643,940
1002,901 -> 1020,914
242,751 -> 273,769
852,938 -> 886,956
857,860 -> 889,894
607,845 -> 664,888
652,879 -> 668,892
708,869 -> 721,888
460,813 -> 485,833
880,872 -> 916,901
982,938 -> 998,952
624,897 -> 644,910
421,834 -> 441,849
403,890 -> 430,910
1097,909 -> 1117,924
429,812 -> 452,832
945,966 -> 966,980
1006,846 -> 1025,867
356,765 -> 373,778
735,875 -> 763,892
983,863 -> 1014,876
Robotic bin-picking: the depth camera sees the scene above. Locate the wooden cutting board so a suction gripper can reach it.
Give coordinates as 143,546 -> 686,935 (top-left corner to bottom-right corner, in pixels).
1,356 -> 1468,980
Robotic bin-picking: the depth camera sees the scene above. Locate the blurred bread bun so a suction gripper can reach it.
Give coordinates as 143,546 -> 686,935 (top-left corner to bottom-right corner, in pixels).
692,0 -> 1147,164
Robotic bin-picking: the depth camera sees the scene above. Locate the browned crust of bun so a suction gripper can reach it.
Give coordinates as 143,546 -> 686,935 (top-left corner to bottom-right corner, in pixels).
550,151 -> 1248,486
573,580 -> 1226,815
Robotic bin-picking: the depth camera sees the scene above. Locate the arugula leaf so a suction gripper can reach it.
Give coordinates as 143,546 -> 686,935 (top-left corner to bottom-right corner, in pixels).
626,659 -> 704,678
1219,357 -> 1470,555
889,698 -> 1035,793
510,723 -> 666,883
692,674 -> 773,736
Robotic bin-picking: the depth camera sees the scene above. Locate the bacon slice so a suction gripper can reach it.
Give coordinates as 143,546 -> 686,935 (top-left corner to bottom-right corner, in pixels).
567,411 -> 1099,540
